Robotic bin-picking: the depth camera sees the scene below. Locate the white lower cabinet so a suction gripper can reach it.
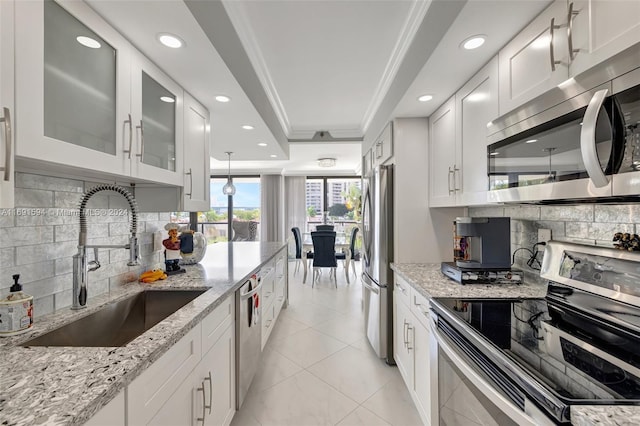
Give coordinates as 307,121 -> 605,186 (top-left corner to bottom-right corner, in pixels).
127,296 -> 235,426
394,276 -> 433,425
85,391 -> 125,426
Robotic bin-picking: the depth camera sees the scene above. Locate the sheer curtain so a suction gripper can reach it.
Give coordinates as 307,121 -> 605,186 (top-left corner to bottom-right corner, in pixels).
260,175 -> 284,242
284,176 -> 307,255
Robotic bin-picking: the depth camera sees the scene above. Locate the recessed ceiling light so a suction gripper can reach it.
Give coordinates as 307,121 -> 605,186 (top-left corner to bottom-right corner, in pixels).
242,125 -> 254,130
157,33 -> 184,49
270,154 -> 277,158
76,36 -> 101,49
160,96 -> 175,103
417,94 -> 433,102
215,95 -> 231,103
526,139 -> 538,144
461,35 -> 486,50
258,143 -> 267,147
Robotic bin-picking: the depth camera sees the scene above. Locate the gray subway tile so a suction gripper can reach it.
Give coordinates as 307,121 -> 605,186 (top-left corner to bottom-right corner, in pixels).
0,262 -> 55,291
55,257 -> 73,276
15,173 -> 83,193
0,226 -> 54,248
504,206 -> 540,220
54,289 -> 73,311
595,204 -> 640,224
540,205 -> 594,221
54,191 -> 83,209
566,222 -> 633,241
16,241 -> 78,265
0,213 -> 15,227
22,274 -> 72,299
109,221 -> 133,237
0,247 -> 14,267
468,206 -> 505,217
15,188 -> 54,208
34,295 -> 55,318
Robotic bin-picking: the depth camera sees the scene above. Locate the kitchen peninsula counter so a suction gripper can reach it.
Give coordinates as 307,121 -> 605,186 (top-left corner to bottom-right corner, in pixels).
391,262 -> 640,426
0,242 -> 286,426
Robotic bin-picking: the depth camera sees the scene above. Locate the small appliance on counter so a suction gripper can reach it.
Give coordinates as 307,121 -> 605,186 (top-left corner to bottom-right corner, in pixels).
0,274 -> 34,336
441,262 -> 522,285
443,217 -> 516,284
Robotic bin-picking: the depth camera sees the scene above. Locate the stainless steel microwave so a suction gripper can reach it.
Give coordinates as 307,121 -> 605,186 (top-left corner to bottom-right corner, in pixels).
487,47 -> 640,203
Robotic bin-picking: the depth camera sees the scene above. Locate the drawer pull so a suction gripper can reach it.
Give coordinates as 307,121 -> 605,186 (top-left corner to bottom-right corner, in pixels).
197,383 -> 206,424
204,371 -> 212,414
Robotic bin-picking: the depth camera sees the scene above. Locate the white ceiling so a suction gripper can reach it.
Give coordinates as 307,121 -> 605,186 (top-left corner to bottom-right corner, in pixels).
85,0 -> 551,176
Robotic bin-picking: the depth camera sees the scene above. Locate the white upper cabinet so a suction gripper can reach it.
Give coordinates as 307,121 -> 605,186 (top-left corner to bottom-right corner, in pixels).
14,0 -> 185,187
0,0 -> 14,208
455,57 -> 498,206
568,0 -> 640,77
130,55 -> 184,186
372,122 -> 393,166
429,96 -> 456,207
182,93 -> 211,212
498,0 -> 569,115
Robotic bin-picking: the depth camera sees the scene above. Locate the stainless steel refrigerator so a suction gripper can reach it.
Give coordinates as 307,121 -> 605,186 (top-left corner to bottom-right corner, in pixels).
361,164 -> 394,364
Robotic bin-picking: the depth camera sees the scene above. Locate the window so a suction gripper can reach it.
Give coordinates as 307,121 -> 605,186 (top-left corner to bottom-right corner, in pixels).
305,176 -> 361,233
199,176 -> 261,243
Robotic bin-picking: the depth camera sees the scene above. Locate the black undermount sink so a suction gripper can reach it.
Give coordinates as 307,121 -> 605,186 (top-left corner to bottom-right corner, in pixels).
21,290 -> 206,347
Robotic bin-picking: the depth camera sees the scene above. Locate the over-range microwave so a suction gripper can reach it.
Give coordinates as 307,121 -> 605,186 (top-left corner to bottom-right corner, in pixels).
487,48 -> 640,203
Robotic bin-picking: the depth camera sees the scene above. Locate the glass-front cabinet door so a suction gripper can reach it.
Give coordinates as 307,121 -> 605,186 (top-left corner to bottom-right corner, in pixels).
130,56 -> 183,186
15,0 -> 132,176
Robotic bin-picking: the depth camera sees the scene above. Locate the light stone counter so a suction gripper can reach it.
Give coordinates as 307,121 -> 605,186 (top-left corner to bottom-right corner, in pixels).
391,262 -> 640,425
0,242 -> 286,426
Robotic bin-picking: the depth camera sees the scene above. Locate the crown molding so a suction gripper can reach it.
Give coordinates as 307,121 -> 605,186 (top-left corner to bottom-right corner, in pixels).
360,0 -> 432,134
222,0 -> 293,137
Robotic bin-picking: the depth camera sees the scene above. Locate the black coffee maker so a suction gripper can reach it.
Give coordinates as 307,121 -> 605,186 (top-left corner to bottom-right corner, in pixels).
454,217 -> 510,269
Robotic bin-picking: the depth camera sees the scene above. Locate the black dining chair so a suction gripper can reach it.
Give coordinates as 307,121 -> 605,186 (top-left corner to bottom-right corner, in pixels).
310,231 -> 337,288
336,227 -> 359,279
291,227 -> 312,277
316,224 -> 335,232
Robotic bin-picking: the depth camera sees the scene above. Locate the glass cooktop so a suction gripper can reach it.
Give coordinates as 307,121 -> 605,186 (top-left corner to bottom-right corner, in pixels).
432,289 -> 640,402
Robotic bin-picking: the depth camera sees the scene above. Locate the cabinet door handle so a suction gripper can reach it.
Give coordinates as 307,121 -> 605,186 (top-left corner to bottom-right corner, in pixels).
197,383 -> 206,424
204,371 -> 213,414
567,2 -> 580,60
136,120 -> 144,161
265,319 -> 273,329
0,107 -> 12,182
549,17 -> 562,72
448,167 -> 454,194
396,284 -> 405,294
453,166 -> 461,192
403,320 -> 408,347
185,168 -> 193,198
376,142 -> 383,159
123,114 -> 133,159
406,324 -> 413,350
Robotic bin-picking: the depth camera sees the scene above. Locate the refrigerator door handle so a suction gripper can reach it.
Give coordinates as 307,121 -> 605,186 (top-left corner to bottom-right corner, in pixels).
361,275 -> 380,294
362,187 -> 372,265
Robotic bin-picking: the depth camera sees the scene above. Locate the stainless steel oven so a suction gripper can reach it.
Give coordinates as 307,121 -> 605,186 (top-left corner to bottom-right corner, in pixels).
487,45 -> 640,203
430,241 -> 640,424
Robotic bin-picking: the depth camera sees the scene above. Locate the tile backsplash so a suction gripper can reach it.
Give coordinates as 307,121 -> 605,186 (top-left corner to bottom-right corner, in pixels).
1,173 -> 168,317
468,204 -> 640,274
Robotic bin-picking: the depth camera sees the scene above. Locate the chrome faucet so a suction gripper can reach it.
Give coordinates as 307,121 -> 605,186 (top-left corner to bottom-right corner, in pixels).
72,184 -> 140,310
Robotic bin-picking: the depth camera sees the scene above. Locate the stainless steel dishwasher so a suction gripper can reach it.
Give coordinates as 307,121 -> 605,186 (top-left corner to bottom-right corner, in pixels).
236,272 -> 262,408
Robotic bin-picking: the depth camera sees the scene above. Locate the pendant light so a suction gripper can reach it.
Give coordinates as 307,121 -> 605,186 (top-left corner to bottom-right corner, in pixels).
222,152 -> 236,196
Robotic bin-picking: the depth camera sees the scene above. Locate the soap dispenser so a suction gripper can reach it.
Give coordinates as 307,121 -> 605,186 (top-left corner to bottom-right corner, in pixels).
0,274 -> 34,336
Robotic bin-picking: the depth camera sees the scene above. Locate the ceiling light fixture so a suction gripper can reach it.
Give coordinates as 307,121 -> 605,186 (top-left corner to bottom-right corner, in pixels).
417,94 -> 433,102
157,33 -> 184,49
215,95 -> 231,103
242,125 -> 254,130
461,35 -> 486,50
222,152 -> 235,196
526,139 -> 538,144
489,151 -> 499,156
318,158 -> 336,168
160,96 -> 175,103
258,143 -> 267,147
76,36 -> 101,49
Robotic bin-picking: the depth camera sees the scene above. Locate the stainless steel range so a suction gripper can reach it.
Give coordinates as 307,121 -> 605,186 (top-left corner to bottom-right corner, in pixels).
430,241 -> 640,424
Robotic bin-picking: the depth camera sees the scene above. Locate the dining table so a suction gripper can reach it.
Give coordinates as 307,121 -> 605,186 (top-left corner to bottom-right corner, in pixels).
301,232 -> 352,284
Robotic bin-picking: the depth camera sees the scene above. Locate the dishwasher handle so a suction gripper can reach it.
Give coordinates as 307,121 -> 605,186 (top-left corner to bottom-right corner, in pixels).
361,274 -> 380,294
240,279 -> 263,299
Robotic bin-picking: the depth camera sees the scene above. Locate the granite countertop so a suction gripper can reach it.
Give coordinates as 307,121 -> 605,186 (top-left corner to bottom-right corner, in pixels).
391,263 -> 548,300
391,262 -> 640,425
0,242 -> 286,426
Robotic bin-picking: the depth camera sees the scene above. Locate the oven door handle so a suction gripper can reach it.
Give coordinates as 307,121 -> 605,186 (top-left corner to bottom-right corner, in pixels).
580,89 -> 610,188
429,318 -> 540,426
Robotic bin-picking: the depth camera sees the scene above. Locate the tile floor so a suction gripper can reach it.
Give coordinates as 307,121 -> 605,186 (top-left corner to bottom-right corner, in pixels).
231,260 -> 423,426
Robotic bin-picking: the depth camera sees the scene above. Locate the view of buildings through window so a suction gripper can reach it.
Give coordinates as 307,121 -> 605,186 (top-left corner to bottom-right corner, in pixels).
172,175 -> 361,245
